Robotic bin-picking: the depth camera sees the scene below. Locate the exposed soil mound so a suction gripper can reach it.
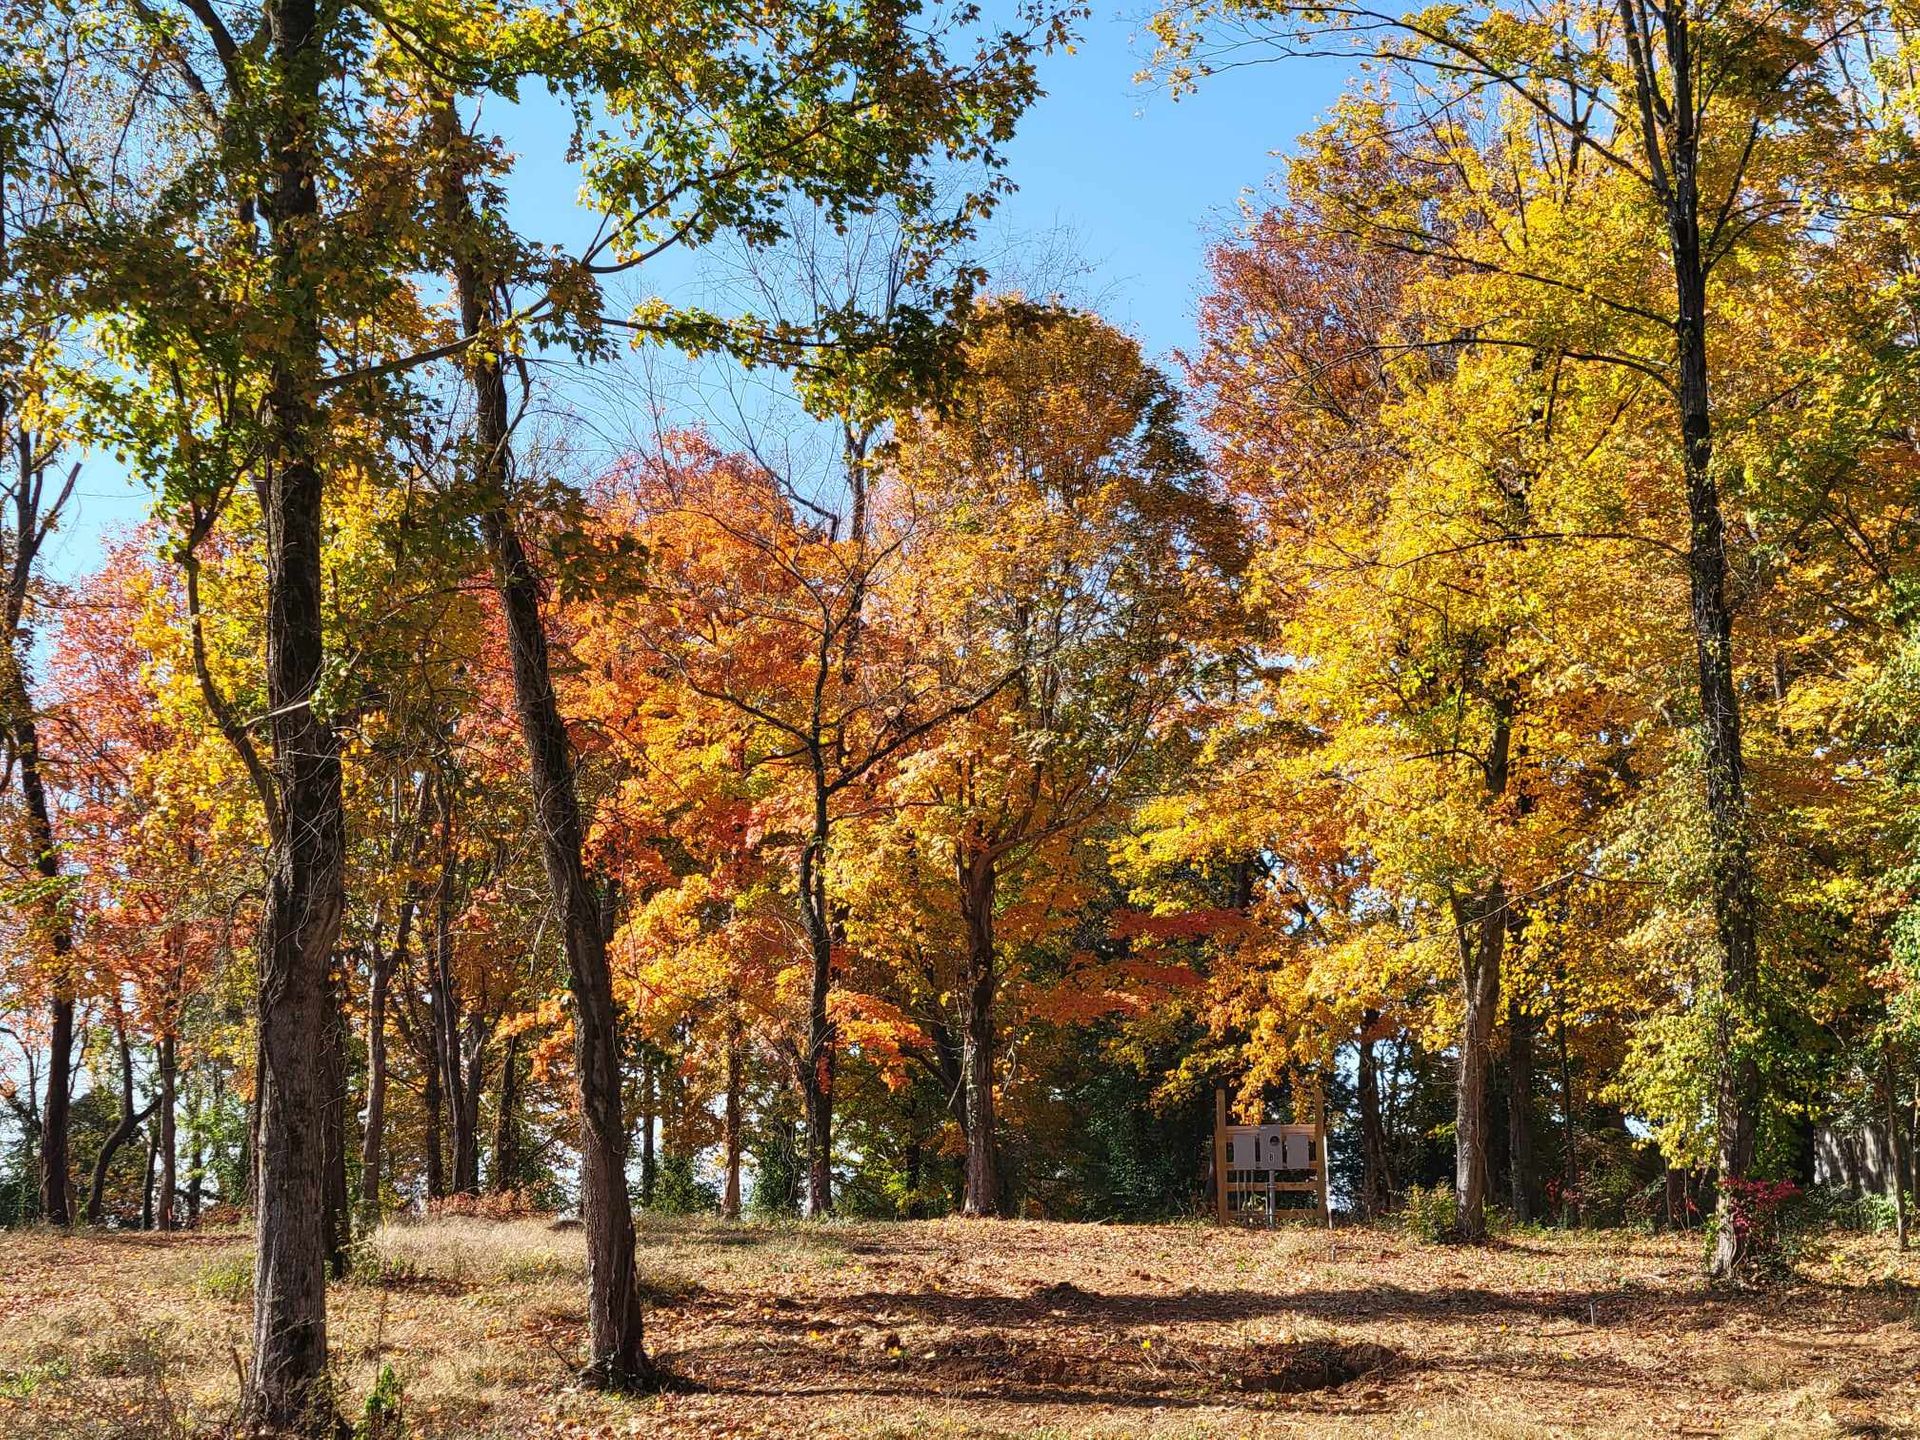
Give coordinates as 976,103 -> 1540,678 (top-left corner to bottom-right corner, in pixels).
1231,1338 -> 1400,1393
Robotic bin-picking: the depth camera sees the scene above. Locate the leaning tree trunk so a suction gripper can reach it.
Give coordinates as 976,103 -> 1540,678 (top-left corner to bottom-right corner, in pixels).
957,848 -> 999,1218
244,0 -> 350,1426
480,501 -> 648,1387
87,1025 -> 159,1224
446,159 -> 647,1384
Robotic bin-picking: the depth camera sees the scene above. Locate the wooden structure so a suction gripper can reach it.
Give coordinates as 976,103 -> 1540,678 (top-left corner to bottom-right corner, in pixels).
1213,1088 -> 1329,1226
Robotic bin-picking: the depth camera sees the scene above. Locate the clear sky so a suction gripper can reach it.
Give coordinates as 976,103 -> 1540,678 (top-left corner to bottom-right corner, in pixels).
43,7 -> 1352,583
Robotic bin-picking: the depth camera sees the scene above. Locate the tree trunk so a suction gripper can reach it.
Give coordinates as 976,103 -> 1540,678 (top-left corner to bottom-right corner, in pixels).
2,600 -> 76,1225
639,1052 -> 656,1209
1356,1013 -> 1392,1217
359,900 -> 410,1212
445,149 -> 647,1383
1556,976 -> 1579,1227
491,1031 -> 520,1194
1621,6 -> 1761,1282
186,1078 -> 204,1225
1454,697 -> 1512,1241
1886,1046 -> 1910,1253
798,773 -> 836,1217
158,1033 -> 178,1231
1508,995 -> 1535,1224
723,1008 -> 742,1221
41,997 -> 73,1224
424,1036 -> 445,1201
957,848 -> 998,1218
322,972 -> 351,1277
456,1018 -> 487,1196
87,1027 -> 158,1225
246,0 -> 349,1424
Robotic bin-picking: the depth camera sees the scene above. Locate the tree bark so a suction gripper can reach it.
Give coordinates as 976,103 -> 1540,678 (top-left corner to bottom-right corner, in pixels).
41,997 -> 73,1224
639,1051 -> 656,1209
245,0 -> 349,1424
446,137 -> 648,1384
361,781 -> 426,1214
322,971 -> 351,1277
1615,0 -> 1761,1282
87,1025 -> 158,1224
423,1029 -> 445,1201
798,771 -> 837,1217
1454,696 -> 1512,1241
957,848 -> 999,1218
723,1007 -> 742,1221
359,893 -> 413,1212
1508,994 -> 1535,1224
142,1124 -> 159,1229
491,1031 -> 520,1194
1356,1012 -> 1392,1217
158,1033 -> 178,1231
1886,1045 -> 1909,1252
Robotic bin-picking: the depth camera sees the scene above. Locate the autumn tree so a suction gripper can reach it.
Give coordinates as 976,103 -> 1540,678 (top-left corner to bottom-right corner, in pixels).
868,303 -> 1225,1214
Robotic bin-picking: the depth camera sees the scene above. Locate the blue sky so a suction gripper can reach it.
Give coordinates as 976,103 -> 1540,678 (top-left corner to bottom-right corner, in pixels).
44,8 -> 1351,583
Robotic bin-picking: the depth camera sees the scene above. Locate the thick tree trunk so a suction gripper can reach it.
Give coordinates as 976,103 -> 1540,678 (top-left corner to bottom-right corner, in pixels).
957,849 -> 998,1218
41,997 -> 73,1224
158,1033 -> 178,1231
445,170 -> 646,1383
1356,1013 -> 1392,1217
1508,995 -> 1535,1224
245,0 -> 349,1425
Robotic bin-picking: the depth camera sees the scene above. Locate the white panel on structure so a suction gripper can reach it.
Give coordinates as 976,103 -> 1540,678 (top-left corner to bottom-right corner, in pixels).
1283,1130 -> 1312,1171
1256,1126 -> 1288,1169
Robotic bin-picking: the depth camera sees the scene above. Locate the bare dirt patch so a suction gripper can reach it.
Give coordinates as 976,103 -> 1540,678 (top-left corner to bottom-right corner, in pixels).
2,1217 -> 1917,1438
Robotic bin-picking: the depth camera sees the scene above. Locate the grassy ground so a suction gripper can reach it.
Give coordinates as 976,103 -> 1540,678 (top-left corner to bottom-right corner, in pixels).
2,1213 -> 1916,1438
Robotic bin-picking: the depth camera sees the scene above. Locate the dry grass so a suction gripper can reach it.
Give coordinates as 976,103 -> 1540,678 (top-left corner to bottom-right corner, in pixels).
2,1215 -> 1918,1437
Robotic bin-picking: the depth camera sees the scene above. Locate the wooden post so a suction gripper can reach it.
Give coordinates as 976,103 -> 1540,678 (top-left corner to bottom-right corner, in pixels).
1214,1087 -> 1229,1225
